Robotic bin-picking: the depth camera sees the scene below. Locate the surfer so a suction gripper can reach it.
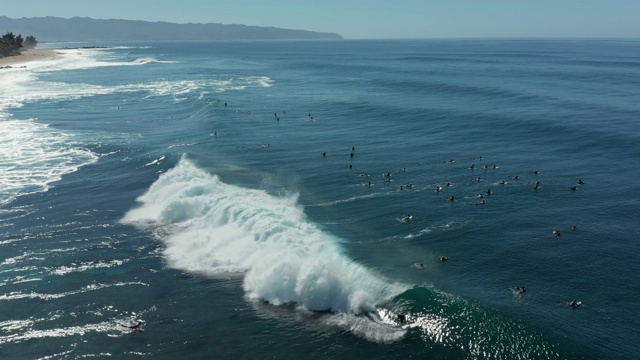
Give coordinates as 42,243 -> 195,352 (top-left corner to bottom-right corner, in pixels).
553,230 -> 561,238
440,256 -> 448,261
403,215 -> 412,222
397,314 -> 407,324
415,263 -> 424,269
322,152 -> 326,157
569,186 -> 578,191
486,188 -> 492,195
499,180 -> 506,185
449,196 -> 455,202
517,286 -> 526,295
578,179 -> 585,185
570,299 -> 581,308
124,320 -> 143,330
470,164 -> 475,170
571,225 -> 577,231
476,199 -> 486,205
435,186 -> 442,192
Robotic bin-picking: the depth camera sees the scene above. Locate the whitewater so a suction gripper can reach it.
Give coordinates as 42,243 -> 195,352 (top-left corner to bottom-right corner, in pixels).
1,40 -> 639,359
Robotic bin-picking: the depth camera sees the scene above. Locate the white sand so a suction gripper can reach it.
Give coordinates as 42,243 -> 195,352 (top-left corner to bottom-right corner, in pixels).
0,49 -> 58,67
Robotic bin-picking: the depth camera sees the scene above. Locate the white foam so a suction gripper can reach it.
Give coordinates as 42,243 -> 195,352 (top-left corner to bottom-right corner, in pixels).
122,157 -> 408,314
0,118 -> 98,206
0,48 -> 273,206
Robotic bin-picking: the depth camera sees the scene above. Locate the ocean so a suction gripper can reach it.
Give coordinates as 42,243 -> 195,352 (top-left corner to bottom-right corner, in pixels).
1,39 -> 639,359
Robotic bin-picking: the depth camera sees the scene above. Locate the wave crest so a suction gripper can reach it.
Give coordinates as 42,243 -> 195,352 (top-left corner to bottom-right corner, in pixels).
121,157 -> 407,314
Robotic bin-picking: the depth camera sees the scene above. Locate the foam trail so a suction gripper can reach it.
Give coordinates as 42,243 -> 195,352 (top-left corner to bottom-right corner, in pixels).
122,157 -> 407,314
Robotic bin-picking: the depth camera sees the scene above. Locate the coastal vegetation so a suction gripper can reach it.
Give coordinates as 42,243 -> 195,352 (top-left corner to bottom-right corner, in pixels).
0,32 -> 37,58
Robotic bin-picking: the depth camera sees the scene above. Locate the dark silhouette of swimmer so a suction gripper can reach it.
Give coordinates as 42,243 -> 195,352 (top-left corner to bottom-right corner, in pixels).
352,146 -> 355,151
350,153 -> 354,158
397,314 -> 407,324
124,321 -> 143,330
224,102 -> 227,107
517,287 -> 526,294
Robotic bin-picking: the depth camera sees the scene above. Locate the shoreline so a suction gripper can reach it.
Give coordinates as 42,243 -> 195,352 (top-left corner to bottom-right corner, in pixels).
0,49 -> 59,67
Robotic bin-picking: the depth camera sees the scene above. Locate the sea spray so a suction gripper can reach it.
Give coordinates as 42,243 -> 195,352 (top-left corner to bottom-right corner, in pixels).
121,157 -> 408,314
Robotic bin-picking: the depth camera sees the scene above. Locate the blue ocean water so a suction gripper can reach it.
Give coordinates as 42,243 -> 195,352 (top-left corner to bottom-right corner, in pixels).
1,39 -> 639,359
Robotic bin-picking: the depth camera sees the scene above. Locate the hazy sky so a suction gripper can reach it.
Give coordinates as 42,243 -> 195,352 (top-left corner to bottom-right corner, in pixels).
3,0 -> 640,39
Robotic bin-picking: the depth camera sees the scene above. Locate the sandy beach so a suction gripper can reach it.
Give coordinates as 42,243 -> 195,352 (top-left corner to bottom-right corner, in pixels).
0,49 -> 58,67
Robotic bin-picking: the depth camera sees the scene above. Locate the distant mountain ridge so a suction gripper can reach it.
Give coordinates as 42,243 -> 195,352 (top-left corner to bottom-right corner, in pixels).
0,16 -> 343,42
